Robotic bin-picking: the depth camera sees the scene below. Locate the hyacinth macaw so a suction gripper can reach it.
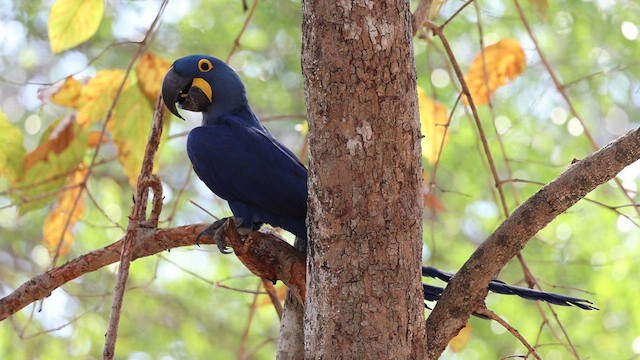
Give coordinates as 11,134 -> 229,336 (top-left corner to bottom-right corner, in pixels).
161,54 -> 596,311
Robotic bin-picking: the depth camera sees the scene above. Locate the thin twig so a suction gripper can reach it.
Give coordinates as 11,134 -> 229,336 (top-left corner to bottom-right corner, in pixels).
426,125 -> 640,358
513,0 -> 640,225
226,0 -> 260,63
102,94 -> 166,359
474,306 -> 541,360
238,280 -> 262,359
423,19 -> 510,233
262,279 -> 283,320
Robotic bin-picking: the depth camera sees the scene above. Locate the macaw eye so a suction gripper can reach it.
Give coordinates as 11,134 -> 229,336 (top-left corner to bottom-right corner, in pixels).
198,59 -> 213,72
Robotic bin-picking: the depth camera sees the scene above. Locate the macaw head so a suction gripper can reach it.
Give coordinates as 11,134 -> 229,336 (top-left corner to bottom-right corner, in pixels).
162,54 -> 247,120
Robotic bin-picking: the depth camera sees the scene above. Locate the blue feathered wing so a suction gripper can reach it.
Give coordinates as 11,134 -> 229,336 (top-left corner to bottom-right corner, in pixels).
186,115 -> 308,239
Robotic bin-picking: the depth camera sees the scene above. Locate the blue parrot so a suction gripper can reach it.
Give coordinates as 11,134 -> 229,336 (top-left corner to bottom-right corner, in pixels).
161,54 -> 596,311
162,55 -> 307,253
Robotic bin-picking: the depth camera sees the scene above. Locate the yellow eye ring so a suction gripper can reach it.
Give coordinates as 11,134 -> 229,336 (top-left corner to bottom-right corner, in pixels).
198,59 -> 213,72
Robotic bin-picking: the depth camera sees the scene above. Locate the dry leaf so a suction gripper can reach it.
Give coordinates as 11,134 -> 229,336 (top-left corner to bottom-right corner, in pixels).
423,170 -> 445,212
417,86 -> 449,164
465,39 -> 526,105
24,116 -> 76,171
17,117 -> 88,214
42,166 -> 87,256
529,0 -> 548,20
87,130 -> 107,147
449,323 -> 472,352
424,192 -> 446,212
259,283 -> 288,306
136,52 -> 172,101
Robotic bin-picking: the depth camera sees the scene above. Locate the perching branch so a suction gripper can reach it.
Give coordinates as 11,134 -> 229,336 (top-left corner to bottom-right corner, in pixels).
0,223 -> 305,322
425,126 -> 640,359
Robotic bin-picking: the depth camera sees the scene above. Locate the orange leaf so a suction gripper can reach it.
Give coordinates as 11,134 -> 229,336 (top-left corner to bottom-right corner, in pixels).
464,39 -> 526,105
259,283 -> 288,306
424,192 -> 445,212
42,166 -> 87,256
24,116 -> 77,171
87,130 -> 107,147
418,86 -> 449,164
136,52 -> 172,101
423,170 -> 446,212
449,323 -> 472,352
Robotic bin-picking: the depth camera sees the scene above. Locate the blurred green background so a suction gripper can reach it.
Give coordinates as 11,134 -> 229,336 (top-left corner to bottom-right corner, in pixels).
1,0 -> 639,358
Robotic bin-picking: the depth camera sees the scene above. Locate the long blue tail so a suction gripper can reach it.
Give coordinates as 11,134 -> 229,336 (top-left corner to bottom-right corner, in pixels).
422,266 -> 597,310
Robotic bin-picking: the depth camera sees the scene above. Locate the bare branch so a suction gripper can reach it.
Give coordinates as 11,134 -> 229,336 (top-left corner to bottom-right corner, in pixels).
103,94 -> 166,359
425,126 -> 640,358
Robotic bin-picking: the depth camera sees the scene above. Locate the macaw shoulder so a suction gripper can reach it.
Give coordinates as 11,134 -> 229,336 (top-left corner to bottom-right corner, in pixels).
187,115 -> 306,173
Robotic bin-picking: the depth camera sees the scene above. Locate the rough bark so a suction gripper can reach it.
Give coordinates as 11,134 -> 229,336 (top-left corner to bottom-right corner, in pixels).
276,237 -> 307,359
302,1 -> 426,358
277,289 -> 306,359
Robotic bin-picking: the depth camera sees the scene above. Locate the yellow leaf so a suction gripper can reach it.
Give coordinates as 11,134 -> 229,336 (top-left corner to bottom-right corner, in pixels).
136,52 -> 172,101
0,109 -> 26,183
77,69 -> 130,128
417,86 -> 449,164
464,39 -> 526,105
43,166 -> 87,256
449,323 -> 472,352
48,0 -> 104,54
51,76 -> 83,108
109,84 -> 154,187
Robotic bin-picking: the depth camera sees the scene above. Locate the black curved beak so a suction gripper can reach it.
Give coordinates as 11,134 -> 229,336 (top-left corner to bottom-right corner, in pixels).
162,67 -> 213,120
162,66 -> 190,120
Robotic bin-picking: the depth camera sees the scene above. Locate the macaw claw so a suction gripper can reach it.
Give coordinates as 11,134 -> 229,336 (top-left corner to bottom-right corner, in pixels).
195,217 -> 245,254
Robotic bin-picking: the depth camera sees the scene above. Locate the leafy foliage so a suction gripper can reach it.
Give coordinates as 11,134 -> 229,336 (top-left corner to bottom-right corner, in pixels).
0,110 -> 25,182
0,0 -> 639,359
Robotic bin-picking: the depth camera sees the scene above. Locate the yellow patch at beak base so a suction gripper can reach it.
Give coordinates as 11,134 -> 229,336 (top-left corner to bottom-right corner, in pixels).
192,77 -> 213,102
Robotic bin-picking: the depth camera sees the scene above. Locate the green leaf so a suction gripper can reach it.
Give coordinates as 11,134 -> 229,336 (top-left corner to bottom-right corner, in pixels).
0,109 -> 26,183
109,83 -> 154,187
48,0 -> 104,54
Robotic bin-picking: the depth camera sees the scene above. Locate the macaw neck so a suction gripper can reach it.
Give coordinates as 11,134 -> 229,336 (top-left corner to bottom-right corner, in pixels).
202,103 -> 265,130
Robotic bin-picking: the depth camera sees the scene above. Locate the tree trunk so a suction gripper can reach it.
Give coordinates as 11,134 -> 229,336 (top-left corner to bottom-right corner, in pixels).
302,1 -> 426,358
276,238 -> 306,359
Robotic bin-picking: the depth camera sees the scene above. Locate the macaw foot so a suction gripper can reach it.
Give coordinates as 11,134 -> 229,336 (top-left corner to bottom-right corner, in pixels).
195,217 -> 244,254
